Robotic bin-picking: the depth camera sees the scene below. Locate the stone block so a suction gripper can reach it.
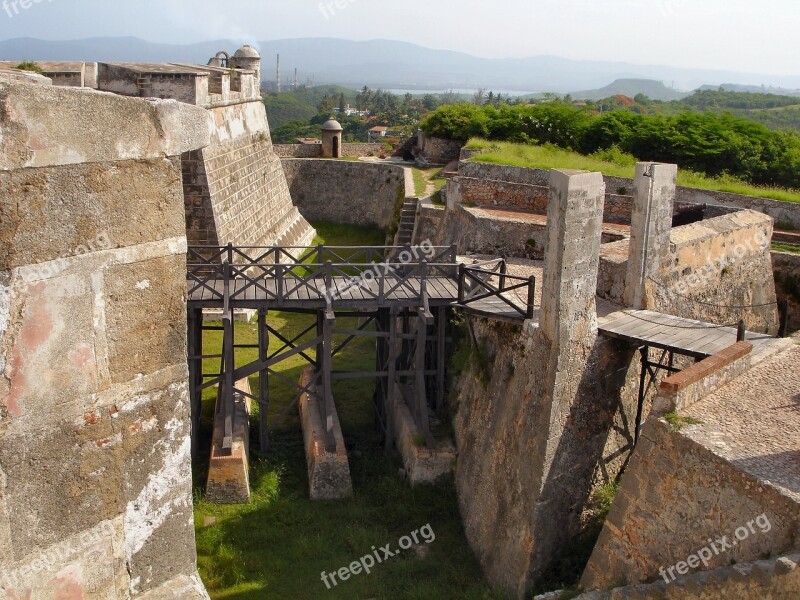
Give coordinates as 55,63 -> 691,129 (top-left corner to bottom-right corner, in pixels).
297,369 -> 352,500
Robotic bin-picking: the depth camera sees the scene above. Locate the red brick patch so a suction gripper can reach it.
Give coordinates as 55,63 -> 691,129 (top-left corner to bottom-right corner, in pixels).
660,342 -> 753,394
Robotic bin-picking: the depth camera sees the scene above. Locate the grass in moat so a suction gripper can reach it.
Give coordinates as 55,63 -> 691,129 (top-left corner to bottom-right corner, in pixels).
192,221 -> 503,600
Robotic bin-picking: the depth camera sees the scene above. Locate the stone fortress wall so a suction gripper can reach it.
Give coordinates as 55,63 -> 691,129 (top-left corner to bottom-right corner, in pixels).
184,102 -> 314,249
456,155 -> 800,229
0,72 -> 211,599
273,143 -> 386,158
281,159 -> 407,230
420,158 -> 780,333
6,53 -> 315,252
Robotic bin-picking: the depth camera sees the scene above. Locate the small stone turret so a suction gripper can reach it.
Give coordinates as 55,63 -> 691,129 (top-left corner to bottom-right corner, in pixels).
321,117 -> 344,158
231,45 -> 261,90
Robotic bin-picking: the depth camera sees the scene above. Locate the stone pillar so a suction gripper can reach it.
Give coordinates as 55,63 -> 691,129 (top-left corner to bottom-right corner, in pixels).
541,169 -> 606,345
624,162 -> 677,309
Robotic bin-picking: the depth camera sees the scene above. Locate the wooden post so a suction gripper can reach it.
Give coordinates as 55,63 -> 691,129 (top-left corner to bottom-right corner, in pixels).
386,308 -> 398,452
415,310 -> 430,438
258,308 -> 270,452
499,260 -> 507,291
322,308 -> 336,453
526,276 -> 537,320
779,300 -> 789,338
436,306 -> 446,415
458,263 -> 466,304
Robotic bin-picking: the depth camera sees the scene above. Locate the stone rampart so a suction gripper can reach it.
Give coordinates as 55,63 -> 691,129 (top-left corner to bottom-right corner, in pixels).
0,76 -> 210,598
581,418 -> 800,590
183,101 -> 314,249
460,159 -> 800,228
273,143 -> 386,158
281,159 -> 407,230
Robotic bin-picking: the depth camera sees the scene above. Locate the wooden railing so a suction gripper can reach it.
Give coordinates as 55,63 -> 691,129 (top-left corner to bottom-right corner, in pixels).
187,244 -> 459,305
458,260 -> 536,320
188,244 -> 537,319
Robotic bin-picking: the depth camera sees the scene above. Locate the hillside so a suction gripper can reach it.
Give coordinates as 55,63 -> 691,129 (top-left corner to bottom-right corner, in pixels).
2,37 -> 800,92
571,78 -> 689,101
264,85 -> 356,129
698,83 -> 800,97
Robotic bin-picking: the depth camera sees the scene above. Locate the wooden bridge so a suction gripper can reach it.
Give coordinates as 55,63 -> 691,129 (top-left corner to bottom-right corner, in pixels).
186,244 -> 537,458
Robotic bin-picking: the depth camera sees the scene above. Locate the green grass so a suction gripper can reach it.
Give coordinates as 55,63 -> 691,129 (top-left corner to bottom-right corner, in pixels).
412,167 -> 447,198
773,242 -> 800,254
412,168 -> 427,197
465,139 -> 800,204
193,221 -> 502,600
663,412 -> 703,432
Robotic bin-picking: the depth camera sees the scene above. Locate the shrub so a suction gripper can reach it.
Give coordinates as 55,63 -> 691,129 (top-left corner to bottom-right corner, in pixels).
16,61 -> 42,74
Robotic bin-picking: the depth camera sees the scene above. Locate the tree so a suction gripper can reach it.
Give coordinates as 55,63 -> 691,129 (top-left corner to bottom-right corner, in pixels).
473,88 -> 485,106
338,92 -> 347,113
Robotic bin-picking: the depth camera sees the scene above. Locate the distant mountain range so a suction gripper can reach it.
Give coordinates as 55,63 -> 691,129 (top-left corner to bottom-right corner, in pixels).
697,83 -> 800,98
2,36 -> 799,94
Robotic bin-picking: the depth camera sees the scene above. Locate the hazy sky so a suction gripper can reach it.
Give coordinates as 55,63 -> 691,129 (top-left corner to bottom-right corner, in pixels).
0,0 -> 797,75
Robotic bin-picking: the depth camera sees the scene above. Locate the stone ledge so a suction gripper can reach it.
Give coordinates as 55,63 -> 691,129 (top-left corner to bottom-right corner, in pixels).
567,552 -> 800,600
654,341 -> 752,413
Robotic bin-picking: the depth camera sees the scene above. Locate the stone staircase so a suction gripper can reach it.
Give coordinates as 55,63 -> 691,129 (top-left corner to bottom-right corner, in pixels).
395,198 -> 419,246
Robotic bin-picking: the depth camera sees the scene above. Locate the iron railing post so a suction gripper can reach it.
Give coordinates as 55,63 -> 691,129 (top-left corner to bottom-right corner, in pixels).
779,300 -> 789,338
526,276 -> 536,320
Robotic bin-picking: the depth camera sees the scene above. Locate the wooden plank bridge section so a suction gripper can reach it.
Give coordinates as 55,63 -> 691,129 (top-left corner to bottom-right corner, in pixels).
598,309 -> 755,444
186,244 -> 537,501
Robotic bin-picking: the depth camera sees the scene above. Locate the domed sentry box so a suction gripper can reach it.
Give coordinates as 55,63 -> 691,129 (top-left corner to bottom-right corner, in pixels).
321,117 -> 344,158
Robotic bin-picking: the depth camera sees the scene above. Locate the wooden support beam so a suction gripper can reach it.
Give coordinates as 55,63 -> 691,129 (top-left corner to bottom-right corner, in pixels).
258,308 -> 270,452
436,306 -> 446,415
222,313 -> 235,453
415,307 -> 430,438
386,307 -> 398,452
322,307 -> 337,453
187,308 -> 202,459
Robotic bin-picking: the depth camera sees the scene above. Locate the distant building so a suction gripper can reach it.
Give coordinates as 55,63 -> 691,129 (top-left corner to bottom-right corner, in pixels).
297,137 -> 322,145
368,126 -> 388,141
333,104 -> 370,118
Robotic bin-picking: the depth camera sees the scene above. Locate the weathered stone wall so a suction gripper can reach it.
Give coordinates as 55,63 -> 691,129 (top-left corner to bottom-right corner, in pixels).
183,101 -> 314,249
272,143 -> 386,158
281,159 -> 406,229
562,552 -> 800,600
452,161 -> 740,225
273,144 -> 323,158
651,210 -> 778,333
439,206 -> 548,259
581,418 -> 800,590
460,159 -> 800,228
0,77 -> 210,598
453,319 -> 644,598
772,251 -> 800,332
453,171 -> 651,598
416,131 -> 463,165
